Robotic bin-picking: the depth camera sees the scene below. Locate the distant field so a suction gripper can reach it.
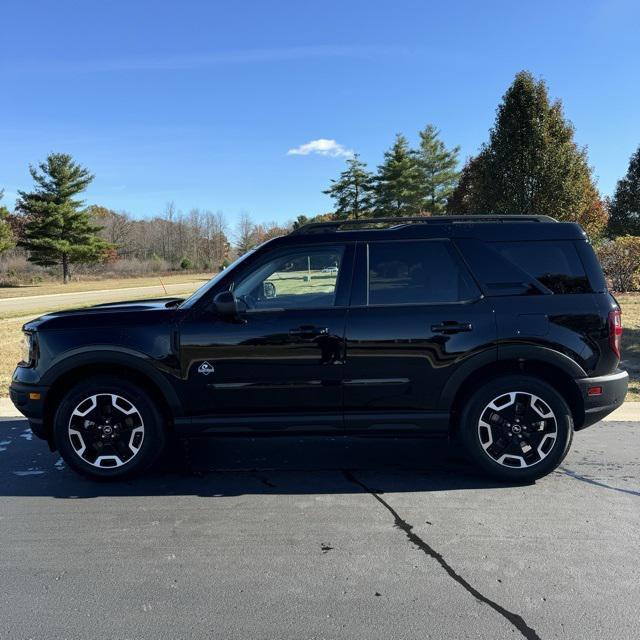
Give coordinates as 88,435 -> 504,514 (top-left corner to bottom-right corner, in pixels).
266,270 -> 338,295
1,289 -> 639,401
0,272 -> 211,300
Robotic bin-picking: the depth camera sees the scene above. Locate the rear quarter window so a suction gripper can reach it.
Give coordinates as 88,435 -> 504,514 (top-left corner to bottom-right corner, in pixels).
491,241 -> 591,294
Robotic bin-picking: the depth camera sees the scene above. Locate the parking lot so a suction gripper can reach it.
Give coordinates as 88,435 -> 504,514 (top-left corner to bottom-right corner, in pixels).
1,418 -> 638,640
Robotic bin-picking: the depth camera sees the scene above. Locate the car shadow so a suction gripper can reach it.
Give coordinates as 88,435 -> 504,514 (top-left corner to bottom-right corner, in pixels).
0,422 -> 528,498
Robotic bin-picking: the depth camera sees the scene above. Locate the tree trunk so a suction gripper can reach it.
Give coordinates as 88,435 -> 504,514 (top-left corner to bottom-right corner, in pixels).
62,253 -> 70,284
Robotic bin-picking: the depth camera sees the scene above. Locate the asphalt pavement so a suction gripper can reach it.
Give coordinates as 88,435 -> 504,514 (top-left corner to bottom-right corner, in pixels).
0,419 -> 638,639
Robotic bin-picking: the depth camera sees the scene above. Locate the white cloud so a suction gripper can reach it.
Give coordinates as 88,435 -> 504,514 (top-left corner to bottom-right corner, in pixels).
287,139 -> 353,159
12,46 -> 416,74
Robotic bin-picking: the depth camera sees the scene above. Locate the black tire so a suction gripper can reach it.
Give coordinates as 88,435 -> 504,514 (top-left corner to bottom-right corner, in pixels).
459,375 -> 573,482
53,375 -> 166,480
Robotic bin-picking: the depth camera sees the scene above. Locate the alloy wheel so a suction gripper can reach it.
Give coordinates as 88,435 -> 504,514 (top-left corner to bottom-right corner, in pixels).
68,394 -> 145,469
477,391 -> 558,468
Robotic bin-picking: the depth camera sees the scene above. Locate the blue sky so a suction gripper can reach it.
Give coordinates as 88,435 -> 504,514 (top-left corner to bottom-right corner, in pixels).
1,0 -> 639,225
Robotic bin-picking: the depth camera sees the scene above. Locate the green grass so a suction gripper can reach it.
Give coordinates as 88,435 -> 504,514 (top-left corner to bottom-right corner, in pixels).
265,270 -> 338,295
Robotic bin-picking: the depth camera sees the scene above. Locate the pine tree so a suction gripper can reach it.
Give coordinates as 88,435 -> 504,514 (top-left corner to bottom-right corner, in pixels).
416,124 -> 460,214
0,190 -> 15,254
374,134 -> 423,216
608,145 -> 640,237
16,153 -> 110,283
447,71 -> 607,237
323,154 -> 374,219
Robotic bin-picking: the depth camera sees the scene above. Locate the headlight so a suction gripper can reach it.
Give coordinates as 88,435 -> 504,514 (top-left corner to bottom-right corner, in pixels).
20,332 -> 34,366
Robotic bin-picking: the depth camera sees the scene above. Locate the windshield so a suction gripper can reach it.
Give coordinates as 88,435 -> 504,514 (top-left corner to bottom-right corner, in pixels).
179,248 -> 258,309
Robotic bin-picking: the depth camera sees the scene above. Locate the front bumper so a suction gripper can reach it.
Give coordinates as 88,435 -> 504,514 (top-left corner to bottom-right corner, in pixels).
576,369 -> 628,429
9,379 -> 49,440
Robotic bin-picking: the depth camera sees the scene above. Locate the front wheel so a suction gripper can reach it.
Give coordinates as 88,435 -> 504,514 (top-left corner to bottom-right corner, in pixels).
53,376 -> 166,480
459,375 -> 573,481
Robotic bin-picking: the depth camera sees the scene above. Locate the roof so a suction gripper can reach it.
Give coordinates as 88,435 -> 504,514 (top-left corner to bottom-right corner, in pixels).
291,215 -> 557,235
284,215 -> 587,244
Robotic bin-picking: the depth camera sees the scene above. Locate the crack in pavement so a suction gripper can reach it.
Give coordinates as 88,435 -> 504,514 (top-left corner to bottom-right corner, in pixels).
342,470 -> 541,640
559,466 -> 640,497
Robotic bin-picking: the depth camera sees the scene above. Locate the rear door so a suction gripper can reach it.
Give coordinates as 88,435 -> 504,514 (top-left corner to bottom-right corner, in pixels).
343,239 -> 497,432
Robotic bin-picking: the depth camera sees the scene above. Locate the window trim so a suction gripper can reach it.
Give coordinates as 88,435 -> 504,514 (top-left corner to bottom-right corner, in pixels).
361,238 -> 482,308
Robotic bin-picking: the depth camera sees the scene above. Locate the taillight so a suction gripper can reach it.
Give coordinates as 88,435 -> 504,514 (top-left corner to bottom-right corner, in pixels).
608,309 -> 622,358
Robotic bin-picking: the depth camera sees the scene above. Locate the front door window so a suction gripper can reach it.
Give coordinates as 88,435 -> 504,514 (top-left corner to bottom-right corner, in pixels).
233,247 -> 344,311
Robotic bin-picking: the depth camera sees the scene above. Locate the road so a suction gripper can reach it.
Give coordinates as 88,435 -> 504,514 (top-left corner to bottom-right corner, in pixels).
0,420 -> 638,640
0,280 -> 203,318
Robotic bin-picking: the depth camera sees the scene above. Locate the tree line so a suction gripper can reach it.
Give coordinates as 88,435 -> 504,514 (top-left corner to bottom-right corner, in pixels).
322,124 -> 460,219
319,71 -> 623,239
315,71 -> 640,290
1,70 -> 640,285
0,156 -> 290,283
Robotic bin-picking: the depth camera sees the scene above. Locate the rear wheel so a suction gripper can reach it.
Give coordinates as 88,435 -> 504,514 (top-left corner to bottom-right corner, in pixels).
459,375 -> 573,481
53,376 -> 166,480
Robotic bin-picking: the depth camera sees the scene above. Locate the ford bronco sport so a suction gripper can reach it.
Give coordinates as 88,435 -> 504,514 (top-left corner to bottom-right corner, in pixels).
10,216 -> 628,481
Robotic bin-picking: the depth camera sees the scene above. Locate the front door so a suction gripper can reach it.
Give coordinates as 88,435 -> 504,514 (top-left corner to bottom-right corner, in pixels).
179,243 -> 352,431
343,239 -> 496,431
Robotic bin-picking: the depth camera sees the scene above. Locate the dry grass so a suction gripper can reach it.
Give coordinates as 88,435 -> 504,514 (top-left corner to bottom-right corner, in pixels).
0,319 -> 23,396
0,272 -> 211,300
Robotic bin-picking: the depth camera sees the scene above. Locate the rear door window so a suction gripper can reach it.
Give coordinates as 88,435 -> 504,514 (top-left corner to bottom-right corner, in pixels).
367,240 -> 479,305
491,241 -> 591,294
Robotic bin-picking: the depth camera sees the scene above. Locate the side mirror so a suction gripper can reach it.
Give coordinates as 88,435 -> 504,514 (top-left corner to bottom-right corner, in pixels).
213,290 -> 239,319
263,281 -> 277,299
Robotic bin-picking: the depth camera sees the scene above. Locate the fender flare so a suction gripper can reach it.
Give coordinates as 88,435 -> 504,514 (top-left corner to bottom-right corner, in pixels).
438,348 -> 498,410
497,344 -> 586,378
438,344 -> 586,410
41,346 -> 184,416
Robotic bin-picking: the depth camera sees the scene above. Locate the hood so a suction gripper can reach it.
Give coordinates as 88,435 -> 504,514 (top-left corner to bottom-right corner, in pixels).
24,297 -> 184,331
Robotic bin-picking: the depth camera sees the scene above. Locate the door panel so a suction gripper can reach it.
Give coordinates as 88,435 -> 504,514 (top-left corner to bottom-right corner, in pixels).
343,239 -> 497,431
179,308 -> 346,419
343,300 -> 496,414
178,243 -> 353,427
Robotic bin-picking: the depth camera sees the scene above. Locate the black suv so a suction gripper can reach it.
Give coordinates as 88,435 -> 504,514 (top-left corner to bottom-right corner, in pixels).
10,216 -> 628,481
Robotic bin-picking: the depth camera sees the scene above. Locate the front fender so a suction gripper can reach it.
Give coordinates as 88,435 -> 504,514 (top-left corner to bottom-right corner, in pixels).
40,346 -> 184,416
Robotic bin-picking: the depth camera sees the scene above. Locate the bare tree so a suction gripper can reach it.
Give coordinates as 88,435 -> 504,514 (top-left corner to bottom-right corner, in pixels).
253,220 -> 291,244
162,201 -> 176,261
234,212 -> 257,256
88,206 -> 133,251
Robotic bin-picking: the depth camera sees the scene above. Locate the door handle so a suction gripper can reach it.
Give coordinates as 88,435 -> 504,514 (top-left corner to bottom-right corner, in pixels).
289,325 -> 329,339
431,321 -> 473,334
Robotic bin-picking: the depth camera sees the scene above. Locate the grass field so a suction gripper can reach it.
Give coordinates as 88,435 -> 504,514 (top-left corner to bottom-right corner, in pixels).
0,272 -> 211,300
1,289 -> 639,400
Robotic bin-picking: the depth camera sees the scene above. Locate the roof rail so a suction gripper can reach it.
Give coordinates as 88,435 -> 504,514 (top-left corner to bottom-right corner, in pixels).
292,215 -> 557,234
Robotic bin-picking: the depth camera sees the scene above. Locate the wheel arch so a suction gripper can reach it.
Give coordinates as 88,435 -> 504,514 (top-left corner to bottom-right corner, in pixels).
41,352 -> 182,447
446,358 -> 585,436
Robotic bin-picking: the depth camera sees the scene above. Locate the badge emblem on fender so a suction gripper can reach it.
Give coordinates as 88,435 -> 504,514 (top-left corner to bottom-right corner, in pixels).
198,361 -> 215,376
